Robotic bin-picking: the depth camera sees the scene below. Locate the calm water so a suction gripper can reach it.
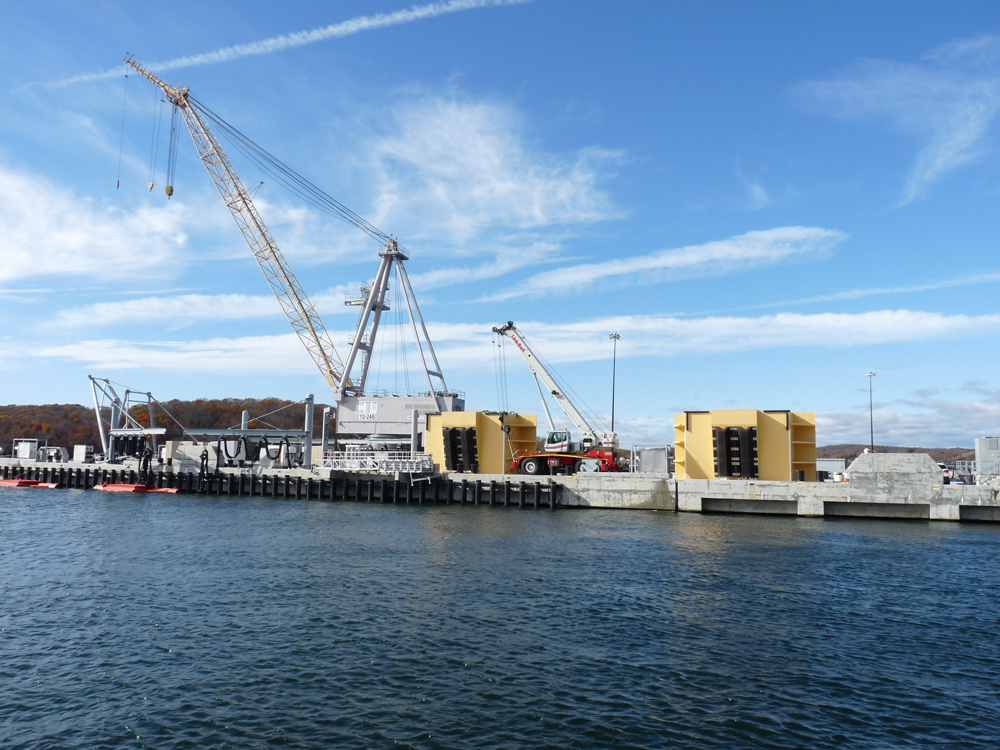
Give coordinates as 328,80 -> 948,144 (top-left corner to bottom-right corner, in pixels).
2,489 -> 999,749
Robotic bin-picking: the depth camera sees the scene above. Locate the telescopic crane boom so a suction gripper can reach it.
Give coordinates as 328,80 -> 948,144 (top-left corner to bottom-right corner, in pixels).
492,321 -> 617,451
125,57 -> 348,394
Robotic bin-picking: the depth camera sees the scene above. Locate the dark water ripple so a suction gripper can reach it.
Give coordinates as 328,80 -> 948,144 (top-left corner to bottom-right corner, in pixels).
1,489 -> 999,749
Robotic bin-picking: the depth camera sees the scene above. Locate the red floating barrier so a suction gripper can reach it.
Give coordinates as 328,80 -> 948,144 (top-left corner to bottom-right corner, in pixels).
93,483 -> 180,494
0,479 -> 59,488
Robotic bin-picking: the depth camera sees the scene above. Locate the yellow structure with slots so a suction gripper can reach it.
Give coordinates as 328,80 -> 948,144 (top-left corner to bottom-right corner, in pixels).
673,410 -> 816,481
425,412 -> 537,474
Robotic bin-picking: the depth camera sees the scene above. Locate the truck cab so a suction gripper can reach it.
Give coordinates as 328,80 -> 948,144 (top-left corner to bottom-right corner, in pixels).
544,430 -> 600,454
544,430 -> 571,453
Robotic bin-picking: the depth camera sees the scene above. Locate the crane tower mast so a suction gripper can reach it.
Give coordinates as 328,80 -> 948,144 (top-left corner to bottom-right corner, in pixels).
125,57 -> 347,393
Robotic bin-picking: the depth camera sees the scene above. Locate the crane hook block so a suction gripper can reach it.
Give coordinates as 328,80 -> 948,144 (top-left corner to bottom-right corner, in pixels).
165,185 -> 174,197
148,182 -> 154,192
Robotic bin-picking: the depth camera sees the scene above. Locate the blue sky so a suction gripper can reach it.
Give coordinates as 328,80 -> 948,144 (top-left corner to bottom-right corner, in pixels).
2,0 -> 999,448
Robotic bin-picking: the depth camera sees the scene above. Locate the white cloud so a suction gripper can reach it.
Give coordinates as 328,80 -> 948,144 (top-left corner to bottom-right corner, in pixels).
368,97 -> 622,246
609,415 -> 676,449
435,309 -> 1000,369
0,165 -> 191,283
709,271 -> 1000,314
797,34 -> 1000,203
52,294 -> 278,329
293,308 -> 1000,374
45,0 -> 533,88
747,181 -> 771,209
407,242 -> 563,291
50,282 -> 364,330
31,311 -> 1000,448
38,334 -> 313,374
488,226 -> 846,301
34,328 -> 999,449
817,390 -> 1000,448
735,161 -> 773,209
36,309 -> 1000,377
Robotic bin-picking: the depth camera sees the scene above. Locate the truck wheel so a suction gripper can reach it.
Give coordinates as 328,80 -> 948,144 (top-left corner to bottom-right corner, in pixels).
521,457 -> 546,475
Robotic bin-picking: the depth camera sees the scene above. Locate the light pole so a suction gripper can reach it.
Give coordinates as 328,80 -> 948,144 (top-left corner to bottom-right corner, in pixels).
866,371 -> 876,453
610,333 -> 621,431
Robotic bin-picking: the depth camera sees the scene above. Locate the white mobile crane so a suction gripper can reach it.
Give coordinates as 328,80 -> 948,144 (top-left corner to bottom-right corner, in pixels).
492,321 -> 620,475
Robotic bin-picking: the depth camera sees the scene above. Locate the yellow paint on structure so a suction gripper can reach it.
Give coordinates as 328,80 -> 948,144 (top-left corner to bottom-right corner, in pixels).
673,409 -> 816,481
425,412 -> 537,474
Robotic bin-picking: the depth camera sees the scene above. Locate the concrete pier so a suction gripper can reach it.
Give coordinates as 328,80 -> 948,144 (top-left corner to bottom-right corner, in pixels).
2,452 -> 999,522
675,453 -> 1000,521
675,477 -> 999,520
0,460 -> 567,508
461,472 -> 675,510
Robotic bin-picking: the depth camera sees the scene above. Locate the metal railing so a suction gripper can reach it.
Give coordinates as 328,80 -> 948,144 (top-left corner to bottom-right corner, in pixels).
321,451 -> 435,474
954,460 -> 1000,484
340,389 -> 465,400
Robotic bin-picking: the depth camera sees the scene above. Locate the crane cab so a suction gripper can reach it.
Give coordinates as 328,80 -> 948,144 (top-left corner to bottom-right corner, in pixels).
544,430 -> 571,453
544,429 -> 602,454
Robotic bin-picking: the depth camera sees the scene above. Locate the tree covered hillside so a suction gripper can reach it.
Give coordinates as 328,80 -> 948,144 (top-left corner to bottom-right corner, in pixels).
0,404 -> 99,454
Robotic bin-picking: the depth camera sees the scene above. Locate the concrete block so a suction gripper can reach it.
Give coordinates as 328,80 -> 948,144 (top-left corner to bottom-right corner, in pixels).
568,473 -> 674,509
929,504 -> 960,521
960,505 -> 1000,522
797,497 -> 824,516
702,498 -> 797,515
825,501 -> 929,520
678,494 -> 702,512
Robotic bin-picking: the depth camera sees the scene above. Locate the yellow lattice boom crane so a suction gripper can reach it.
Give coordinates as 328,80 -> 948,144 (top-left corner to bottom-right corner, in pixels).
125,57 -> 348,394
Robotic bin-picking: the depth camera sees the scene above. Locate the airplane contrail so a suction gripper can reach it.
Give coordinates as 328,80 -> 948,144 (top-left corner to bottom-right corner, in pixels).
45,0 -> 532,88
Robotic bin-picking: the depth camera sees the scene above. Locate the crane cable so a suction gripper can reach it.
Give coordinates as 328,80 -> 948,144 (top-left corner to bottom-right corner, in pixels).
492,332 -> 503,412
372,299 -> 387,394
502,335 -> 510,412
116,73 -> 128,189
188,95 -> 394,248
394,264 -> 412,394
165,104 -> 180,198
147,93 -> 165,192
492,332 -> 509,413
393,270 -> 399,394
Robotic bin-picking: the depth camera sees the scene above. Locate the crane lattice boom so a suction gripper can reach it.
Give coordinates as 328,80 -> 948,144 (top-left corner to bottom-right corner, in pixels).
125,57 -> 347,393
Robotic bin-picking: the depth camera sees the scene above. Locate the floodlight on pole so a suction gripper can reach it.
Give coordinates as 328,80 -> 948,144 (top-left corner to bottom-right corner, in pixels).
866,371 -> 876,453
610,333 -> 621,431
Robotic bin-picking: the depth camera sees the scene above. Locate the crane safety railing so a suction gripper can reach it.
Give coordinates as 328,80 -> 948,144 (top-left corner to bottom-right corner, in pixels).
340,389 -> 465,400
322,451 -> 435,474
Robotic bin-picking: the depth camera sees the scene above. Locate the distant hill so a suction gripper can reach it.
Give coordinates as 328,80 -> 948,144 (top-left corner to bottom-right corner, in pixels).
0,399 -> 332,454
817,444 -> 974,463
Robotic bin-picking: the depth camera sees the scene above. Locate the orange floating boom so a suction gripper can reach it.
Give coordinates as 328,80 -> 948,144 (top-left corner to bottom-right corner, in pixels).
94,483 -> 181,494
